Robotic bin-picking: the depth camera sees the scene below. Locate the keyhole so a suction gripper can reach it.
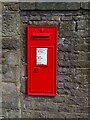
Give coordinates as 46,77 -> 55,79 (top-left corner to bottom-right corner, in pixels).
33,68 -> 38,73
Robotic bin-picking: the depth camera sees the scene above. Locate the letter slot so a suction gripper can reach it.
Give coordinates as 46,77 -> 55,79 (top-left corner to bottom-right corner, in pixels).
32,33 -> 50,39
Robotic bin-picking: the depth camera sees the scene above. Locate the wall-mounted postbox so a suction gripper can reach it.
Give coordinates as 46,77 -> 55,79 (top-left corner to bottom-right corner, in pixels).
27,26 -> 57,96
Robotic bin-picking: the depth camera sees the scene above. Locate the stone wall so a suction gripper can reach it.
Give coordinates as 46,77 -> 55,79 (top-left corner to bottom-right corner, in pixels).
1,2 -> 90,119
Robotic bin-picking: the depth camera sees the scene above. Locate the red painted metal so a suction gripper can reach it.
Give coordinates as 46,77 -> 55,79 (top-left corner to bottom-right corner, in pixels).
27,26 -> 58,96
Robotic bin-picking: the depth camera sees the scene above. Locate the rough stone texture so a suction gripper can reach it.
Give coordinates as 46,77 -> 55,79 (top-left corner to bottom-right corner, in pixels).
2,12 -> 20,37
6,110 -> 19,118
2,50 -> 19,66
19,2 -> 81,10
36,2 -> 80,10
77,20 -> 88,30
81,2 -> 90,10
2,94 -> 19,110
2,2 -> 90,119
2,66 -> 21,83
2,82 -> 19,110
2,2 -> 19,11
19,2 -> 90,11
2,37 -> 19,50
20,2 -> 35,10
2,2 -> 21,119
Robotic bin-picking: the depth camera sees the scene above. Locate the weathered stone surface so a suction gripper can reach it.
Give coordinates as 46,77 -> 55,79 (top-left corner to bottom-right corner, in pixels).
76,30 -> 89,37
30,21 -> 58,26
65,96 -> 88,106
73,15 -> 88,21
0,110 -> 3,119
46,112 -> 66,118
19,2 -> 81,11
20,65 -> 27,77
2,50 -> 19,66
2,82 -> 17,94
73,37 -> 89,44
57,104 -> 76,113
2,83 -> 19,110
75,68 -> 89,76
28,15 -> 60,21
36,2 -> 80,10
77,20 -> 88,30
65,113 -> 88,118
57,67 -> 72,75
76,106 -> 88,113
60,21 -> 74,31
45,102 -> 58,112
24,100 -> 47,111
58,59 -> 89,68
64,82 -> 88,97
22,111 -> 32,118
61,15 -> 72,21
29,15 -> 41,21
7,52 -> 19,66
21,16 -> 29,23
46,95 -> 66,103
2,65 -> 16,81
2,12 -> 20,37
19,2 -> 35,10
6,110 -> 19,118
30,110 -> 46,118
74,44 -> 88,52
59,30 -> 78,38
22,110 -> 46,118
74,75 -> 88,84
81,2 -> 90,10
2,94 -> 19,110
20,77 -> 27,94
2,37 -> 19,50
58,42 -> 73,52
2,3 -> 19,11
2,108 -> 6,118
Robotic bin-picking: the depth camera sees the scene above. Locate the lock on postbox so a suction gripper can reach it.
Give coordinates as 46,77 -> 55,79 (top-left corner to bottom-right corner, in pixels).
27,26 -> 57,96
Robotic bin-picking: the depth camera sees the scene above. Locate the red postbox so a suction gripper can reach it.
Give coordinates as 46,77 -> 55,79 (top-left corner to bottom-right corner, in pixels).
27,26 -> 57,96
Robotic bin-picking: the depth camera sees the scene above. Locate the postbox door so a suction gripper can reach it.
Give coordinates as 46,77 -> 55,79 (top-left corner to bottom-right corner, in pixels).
27,26 -> 57,96
31,47 -> 54,93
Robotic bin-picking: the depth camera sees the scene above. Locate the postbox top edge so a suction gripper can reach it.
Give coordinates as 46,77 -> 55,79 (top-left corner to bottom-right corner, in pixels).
27,25 -> 58,29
